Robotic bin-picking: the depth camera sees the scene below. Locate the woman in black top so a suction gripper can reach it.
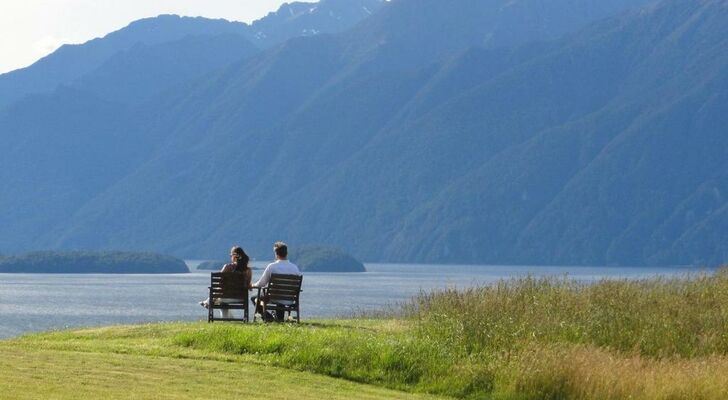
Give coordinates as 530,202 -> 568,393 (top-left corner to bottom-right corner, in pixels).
199,246 -> 252,318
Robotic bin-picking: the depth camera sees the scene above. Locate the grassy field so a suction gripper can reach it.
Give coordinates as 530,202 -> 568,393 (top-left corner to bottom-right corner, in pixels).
0,323 -> 442,400
2,268 -> 727,399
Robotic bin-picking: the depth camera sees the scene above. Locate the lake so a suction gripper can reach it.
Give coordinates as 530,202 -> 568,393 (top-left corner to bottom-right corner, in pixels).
0,262 -> 706,339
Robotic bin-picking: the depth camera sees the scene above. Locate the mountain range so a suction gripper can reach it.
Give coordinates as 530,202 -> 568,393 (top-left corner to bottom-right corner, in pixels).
0,0 -> 384,109
0,0 -> 726,267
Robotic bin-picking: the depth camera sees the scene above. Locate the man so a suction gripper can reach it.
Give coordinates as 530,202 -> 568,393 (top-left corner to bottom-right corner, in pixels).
252,241 -> 302,321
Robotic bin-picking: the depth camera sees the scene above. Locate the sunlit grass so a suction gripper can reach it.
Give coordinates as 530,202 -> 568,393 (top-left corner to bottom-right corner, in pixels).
407,268 -> 728,358
508,343 -> 728,400
0,323 -> 441,400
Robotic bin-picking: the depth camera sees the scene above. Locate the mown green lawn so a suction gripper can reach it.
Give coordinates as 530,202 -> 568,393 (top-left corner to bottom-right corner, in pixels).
0,322 -> 444,400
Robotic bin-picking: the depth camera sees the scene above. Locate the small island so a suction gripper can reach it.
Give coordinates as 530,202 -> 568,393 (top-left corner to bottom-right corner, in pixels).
0,251 -> 189,274
292,245 -> 366,273
195,260 -> 229,271
195,260 -> 261,271
195,246 -> 365,273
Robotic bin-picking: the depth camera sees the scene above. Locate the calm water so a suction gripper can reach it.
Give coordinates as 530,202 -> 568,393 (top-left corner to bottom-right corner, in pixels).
0,262 -> 704,339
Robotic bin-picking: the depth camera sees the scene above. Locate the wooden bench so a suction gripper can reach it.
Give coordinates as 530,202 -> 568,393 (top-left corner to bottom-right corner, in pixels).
253,273 -> 302,323
208,272 -> 250,322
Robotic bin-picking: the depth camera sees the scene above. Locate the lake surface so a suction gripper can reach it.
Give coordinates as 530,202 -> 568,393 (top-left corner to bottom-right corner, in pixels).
0,262 -> 706,339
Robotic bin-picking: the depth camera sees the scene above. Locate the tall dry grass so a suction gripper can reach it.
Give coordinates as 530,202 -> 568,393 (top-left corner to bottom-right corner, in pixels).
403,267 -> 728,398
509,343 -> 728,400
406,268 -> 728,358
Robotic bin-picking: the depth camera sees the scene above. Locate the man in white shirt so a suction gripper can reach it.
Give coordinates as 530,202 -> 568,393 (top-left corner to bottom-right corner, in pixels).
252,241 -> 302,321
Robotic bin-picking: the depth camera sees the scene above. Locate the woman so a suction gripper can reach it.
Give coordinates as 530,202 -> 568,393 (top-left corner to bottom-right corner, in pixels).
200,246 -> 252,319
220,246 -> 252,278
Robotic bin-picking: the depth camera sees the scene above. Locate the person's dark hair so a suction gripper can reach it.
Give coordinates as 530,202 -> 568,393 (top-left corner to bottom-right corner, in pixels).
273,241 -> 288,259
230,246 -> 249,272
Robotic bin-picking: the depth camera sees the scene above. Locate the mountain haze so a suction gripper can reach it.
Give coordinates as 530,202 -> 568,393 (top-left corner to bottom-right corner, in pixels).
0,0 -> 725,267
0,0 -> 382,109
247,0 -> 385,48
0,15 -> 249,109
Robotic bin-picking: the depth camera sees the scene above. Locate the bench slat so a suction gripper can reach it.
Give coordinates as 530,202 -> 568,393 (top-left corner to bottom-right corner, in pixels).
267,296 -> 298,303
210,305 -> 247,309
266,290 -> 298,296
212,282 -> 247,286
269,279 -> 302,286
267,303 -> 296,308
269,284 -> 300,290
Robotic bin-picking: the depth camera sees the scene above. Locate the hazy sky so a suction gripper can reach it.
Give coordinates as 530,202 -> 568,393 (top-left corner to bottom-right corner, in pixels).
0,0 -> 290,74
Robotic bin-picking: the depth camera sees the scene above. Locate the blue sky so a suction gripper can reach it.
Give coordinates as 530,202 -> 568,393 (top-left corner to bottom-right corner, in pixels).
0,0 -> 289,74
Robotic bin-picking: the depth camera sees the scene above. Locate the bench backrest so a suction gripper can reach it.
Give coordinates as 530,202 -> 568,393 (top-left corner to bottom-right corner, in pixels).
267,274 -> 303,305
210,272 -> 249,300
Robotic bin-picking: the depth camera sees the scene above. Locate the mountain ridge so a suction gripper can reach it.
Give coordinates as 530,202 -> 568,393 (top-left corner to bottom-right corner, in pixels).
0,1 -> 384,109
0,0 -> 725,266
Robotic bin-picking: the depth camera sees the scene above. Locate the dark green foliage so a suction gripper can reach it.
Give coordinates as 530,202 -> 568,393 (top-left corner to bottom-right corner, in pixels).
291,245 -> 366,272
0,251 -> 189,273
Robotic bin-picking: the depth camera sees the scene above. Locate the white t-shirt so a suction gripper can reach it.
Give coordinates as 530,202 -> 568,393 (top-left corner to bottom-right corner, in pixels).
253,259 -> 301,288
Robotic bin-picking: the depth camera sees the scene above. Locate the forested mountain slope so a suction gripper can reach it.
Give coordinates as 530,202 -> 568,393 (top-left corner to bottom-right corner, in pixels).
1,0 -> 725,267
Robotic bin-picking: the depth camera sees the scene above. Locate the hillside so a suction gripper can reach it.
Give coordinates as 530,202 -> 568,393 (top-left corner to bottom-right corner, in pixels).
246,0 -> 385,48
0,1 -> 376,255
0,15 -> 250,109
0,0 -> 383,110
0,0 -> 725,266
